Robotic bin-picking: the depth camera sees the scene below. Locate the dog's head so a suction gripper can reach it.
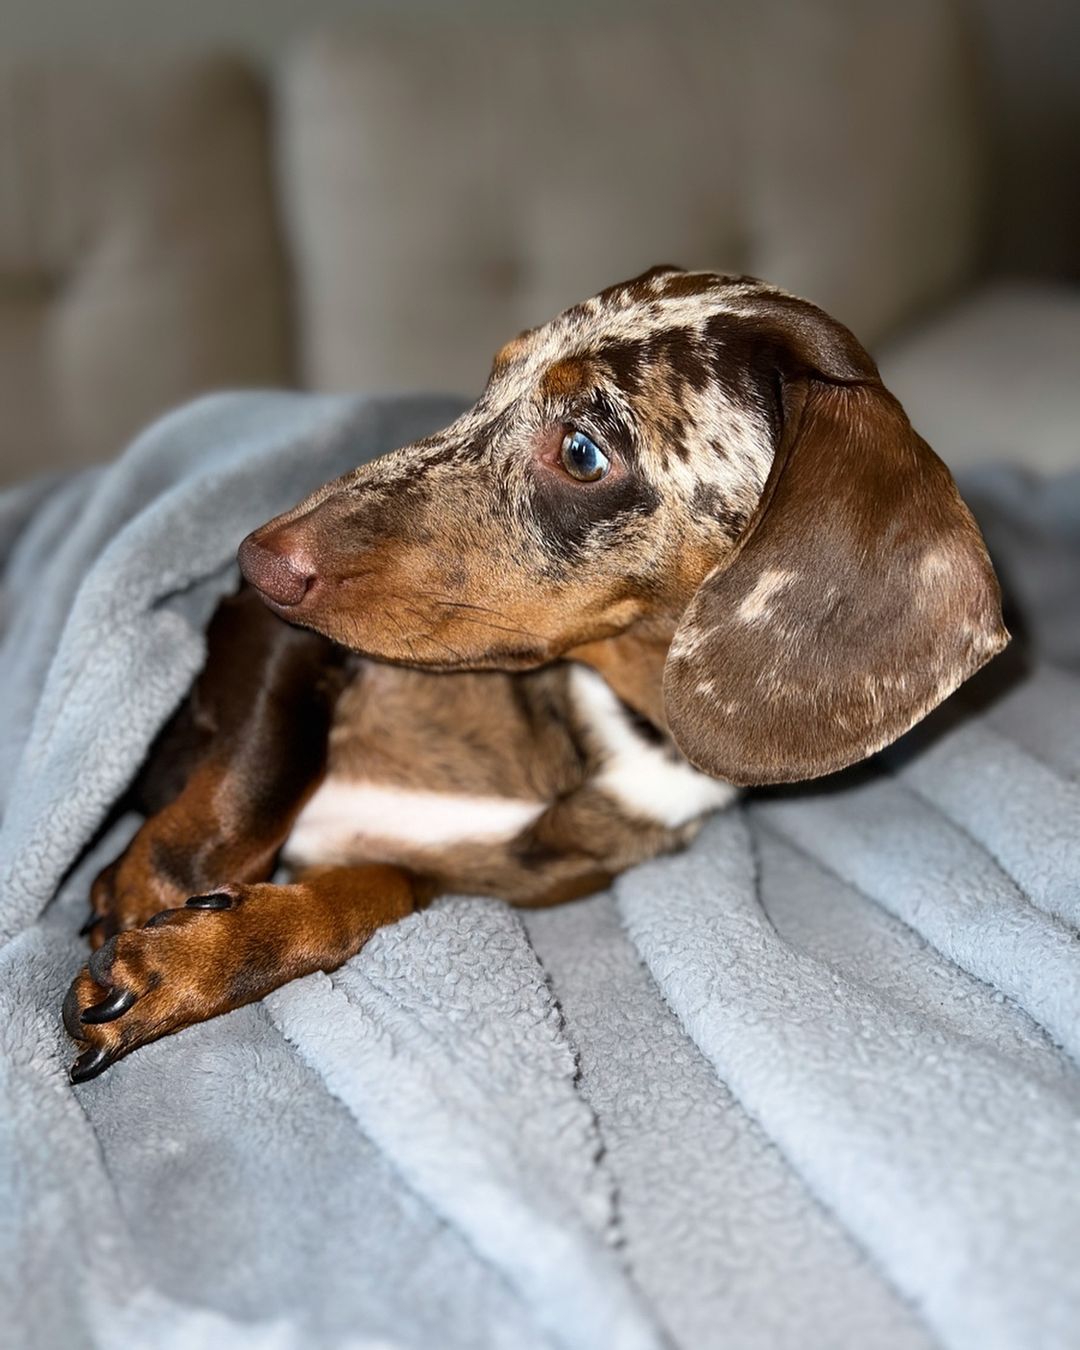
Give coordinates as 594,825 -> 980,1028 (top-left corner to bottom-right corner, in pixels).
240,267 -> 1007,785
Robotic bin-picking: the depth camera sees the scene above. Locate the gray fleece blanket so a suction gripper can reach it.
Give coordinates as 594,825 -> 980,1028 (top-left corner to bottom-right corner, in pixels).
1,393 -> 1078,1350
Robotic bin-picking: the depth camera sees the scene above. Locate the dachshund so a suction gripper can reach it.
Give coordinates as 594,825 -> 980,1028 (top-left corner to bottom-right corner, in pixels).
63,267 -> 1008,1082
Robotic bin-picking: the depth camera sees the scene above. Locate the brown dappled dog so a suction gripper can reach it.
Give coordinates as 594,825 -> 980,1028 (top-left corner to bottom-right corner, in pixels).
64,267 -> 1008,1082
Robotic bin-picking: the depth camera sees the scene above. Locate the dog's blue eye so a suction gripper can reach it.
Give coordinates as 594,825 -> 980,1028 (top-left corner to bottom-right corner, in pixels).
559,430 -> 610,482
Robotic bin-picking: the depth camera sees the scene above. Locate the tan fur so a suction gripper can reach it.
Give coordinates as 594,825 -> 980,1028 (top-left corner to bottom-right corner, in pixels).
324,663 -> 583,799
540,356 -> 594,399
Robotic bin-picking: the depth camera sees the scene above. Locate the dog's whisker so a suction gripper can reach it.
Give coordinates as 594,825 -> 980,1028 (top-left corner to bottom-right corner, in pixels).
401,607 -> 467,664
377,590 -> 547,649
443,612 -> 548,643
383,609 -> 425,658
406,591 -> 551,642
413,592 -> 497,613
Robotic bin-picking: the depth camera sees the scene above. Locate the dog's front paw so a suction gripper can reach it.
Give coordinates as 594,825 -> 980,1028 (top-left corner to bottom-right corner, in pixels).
63,887 -> 246,1082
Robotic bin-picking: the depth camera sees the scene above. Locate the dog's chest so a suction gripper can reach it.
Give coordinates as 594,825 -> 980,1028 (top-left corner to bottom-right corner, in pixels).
565,665 -> 737,827
284,781 -> 546,868
282,662 -> 733,871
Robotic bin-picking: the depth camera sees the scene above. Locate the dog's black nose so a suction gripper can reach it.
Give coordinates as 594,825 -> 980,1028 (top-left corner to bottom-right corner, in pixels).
238,533 -> 315,608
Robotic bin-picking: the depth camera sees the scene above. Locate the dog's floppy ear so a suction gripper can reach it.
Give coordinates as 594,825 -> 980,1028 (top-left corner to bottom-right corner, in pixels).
663,295 -> 1009,786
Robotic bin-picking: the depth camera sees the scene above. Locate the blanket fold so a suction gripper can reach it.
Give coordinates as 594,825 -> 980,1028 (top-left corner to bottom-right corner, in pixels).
1,394 -> 1078,1350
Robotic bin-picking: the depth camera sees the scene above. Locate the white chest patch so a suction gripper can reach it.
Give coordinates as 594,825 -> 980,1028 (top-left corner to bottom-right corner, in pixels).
285,781 -> 546,868
569,665 -> 737,828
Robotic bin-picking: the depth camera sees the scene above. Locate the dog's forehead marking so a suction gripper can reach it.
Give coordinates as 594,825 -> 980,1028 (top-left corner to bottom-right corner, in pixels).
487,271 -> 777,387
347,271 -> 782,574
539,356 -> 594,399
362,272 -> 790,482
476,274 -> 777,483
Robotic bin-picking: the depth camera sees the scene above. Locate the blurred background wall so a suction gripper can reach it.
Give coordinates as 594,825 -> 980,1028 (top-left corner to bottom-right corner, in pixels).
1,0 -> 1077,485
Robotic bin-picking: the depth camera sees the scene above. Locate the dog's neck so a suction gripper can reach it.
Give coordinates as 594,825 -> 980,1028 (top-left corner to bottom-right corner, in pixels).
567,623 -> 674,733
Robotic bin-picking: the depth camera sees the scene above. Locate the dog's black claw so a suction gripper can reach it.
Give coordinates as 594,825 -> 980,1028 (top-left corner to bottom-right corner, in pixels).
144,909 -> 175,928
70,1046 -> 112,1084
79,912 -> 104,937
62,983 -> 86,1039
80,988 -> 136,1025
186,892 -> 233,910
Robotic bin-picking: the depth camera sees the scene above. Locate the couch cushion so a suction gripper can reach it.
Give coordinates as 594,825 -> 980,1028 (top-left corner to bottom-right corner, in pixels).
741,0 -> 983,346
0,57 -> 292,484
280,2 -> 982,397
279,18 -> 743,397
878,282 -> 1080,473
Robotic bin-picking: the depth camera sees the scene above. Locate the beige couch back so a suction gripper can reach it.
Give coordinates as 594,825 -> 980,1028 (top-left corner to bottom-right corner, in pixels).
281,1 -> 983,399
0,57 -> 291,483
0,1 -> 983,482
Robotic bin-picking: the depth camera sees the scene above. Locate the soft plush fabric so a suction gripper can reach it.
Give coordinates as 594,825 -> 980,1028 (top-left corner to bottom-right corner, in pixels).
1,394 -> 1078,1350
0,56 -> 292,485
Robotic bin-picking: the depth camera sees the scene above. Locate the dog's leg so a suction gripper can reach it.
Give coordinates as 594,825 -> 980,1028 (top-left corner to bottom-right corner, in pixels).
84,586 -> 345,948
65,864 -> 425,1080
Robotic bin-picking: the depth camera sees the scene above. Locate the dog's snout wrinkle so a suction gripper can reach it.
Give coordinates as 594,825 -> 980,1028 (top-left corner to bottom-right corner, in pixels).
238,534 -> 315,608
